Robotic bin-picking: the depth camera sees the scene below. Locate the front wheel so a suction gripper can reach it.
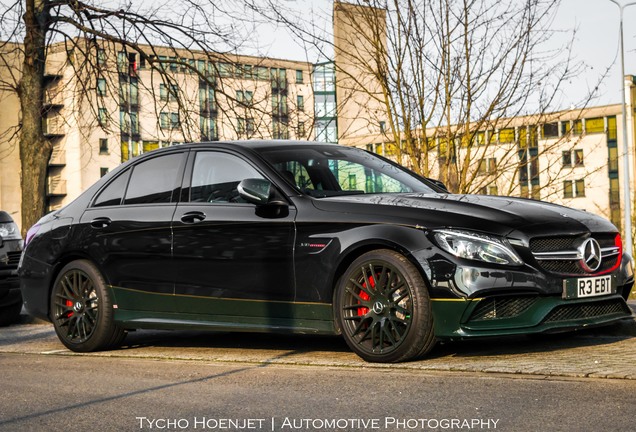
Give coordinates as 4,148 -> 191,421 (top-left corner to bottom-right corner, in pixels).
51,260 -> 125,352
335,249 -> 435,363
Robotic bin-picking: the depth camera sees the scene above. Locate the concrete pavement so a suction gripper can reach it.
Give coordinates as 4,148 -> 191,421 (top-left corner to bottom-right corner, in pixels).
1,301 -> 635,380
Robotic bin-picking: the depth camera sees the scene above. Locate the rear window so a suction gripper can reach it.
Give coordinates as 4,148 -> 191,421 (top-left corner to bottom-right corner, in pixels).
124,153 -> 183,205
93,169 -> 130,207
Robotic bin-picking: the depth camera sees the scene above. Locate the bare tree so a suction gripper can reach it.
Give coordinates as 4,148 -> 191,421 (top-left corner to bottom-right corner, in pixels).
254,0 -> 608,196
0,0 -> 312,233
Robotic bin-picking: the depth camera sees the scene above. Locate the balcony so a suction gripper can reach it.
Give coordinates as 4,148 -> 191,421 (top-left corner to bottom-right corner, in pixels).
43,88 -> 64,111
49,147 -> 66,166
47,177 -> 67,196
42,117 -> 65,138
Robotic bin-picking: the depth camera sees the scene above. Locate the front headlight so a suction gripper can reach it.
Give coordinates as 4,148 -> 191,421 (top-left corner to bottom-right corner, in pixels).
0,222 -> 21,241
433,229 -> 523,266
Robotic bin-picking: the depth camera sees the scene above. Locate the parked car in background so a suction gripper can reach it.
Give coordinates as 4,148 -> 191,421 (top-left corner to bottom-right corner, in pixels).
19,141 -> 635,362
0,211 -> 23,326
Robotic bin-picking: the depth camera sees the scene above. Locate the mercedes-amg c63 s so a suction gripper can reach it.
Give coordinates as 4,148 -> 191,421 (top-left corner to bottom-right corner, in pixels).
20,141 -> 635,362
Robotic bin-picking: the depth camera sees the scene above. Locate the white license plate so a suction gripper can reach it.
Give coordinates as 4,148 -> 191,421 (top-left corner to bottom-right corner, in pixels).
563,275 -> 615,299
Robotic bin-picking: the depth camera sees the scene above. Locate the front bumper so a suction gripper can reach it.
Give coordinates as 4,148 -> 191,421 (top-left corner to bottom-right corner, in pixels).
432,294 -> 633,339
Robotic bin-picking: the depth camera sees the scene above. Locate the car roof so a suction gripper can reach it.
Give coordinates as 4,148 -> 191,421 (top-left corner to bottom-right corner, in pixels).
172,140 -> 342,151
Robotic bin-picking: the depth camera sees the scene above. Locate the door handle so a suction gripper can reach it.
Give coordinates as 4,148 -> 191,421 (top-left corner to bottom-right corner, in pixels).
180,211 -> 206,224
90,217 -> 112,229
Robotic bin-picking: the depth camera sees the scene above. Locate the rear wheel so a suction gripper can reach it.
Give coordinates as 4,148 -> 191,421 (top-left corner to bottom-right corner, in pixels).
51,260 -> 125,352
335,249 -> 435,363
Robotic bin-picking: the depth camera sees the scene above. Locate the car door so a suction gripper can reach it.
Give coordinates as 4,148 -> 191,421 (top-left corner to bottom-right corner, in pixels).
171,149 -> 296,318
79,151 -> 186,312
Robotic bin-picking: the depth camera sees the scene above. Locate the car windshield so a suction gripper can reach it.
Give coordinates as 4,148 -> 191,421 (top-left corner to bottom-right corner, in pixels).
256,145 -> 437,198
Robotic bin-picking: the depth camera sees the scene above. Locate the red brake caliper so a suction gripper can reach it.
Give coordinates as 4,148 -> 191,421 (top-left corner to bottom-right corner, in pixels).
357,273 -> 376,316
65,300 -> 74,317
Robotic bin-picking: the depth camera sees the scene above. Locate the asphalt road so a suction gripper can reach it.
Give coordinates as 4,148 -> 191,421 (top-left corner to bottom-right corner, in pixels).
0,352 -> 635,432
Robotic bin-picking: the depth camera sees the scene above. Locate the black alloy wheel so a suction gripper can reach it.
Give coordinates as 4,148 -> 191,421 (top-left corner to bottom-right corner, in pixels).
336,249 -> 435,362
51,260 -> 125,352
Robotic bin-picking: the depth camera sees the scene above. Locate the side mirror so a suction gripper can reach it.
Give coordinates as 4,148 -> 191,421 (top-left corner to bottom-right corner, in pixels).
237,178 -> 275,205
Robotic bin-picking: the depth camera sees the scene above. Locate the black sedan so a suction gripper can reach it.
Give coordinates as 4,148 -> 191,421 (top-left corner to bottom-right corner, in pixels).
20,141 -> 635,362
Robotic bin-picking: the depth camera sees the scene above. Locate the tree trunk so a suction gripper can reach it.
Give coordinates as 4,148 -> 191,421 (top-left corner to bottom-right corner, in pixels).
18,0 -> 51,235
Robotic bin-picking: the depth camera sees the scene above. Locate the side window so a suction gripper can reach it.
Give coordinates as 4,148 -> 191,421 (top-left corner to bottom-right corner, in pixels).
93,169 -> 131,207
190,152 -> 263,203
124,153 -> 183,205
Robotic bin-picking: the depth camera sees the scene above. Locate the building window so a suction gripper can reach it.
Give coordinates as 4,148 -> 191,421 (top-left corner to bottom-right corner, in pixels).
272,117 -> 289,139
236,90 -> 253,105
586,117 -> 604,134
563,180 -> 573,198
499,128 -> 515,144
379,121 -> 386,133
478,158 -> 497,175
562,151 -> 571,167
563,179 -> 585,198
296,69 -> 304,83
312,62 -> 335,92
572,119 -> 583,135
297,121 -> 305,138
160,112 -> 180,129
99,138 -> 109,154
237,117 -> 254,136
98,108 -> 108,126
200,116 -> 217,141
297,95 -> 304,111
563,149 -> 584,167
97,49 -> 106,67
315,94 -> 336,118
272,94 -> 288,116
160,83 -> 178,102
542,123 -> 558,138
574,149 -> 584,166
575,179 -> 585,197
97,78 -> 106,96
609,146 -> 619,172
100,167 -> 109,178
608,116 -> 617,140
315,119 -> 337,143
218,62 -> 233,77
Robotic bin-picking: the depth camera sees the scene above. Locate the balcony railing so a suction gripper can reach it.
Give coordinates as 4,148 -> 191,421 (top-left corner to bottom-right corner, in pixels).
47,177 -> 67,196
49,147 -> 66,166
42,117 -> 65,136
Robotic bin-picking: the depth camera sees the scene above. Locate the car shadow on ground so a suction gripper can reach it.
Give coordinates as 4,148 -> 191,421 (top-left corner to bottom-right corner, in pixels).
427,319 -> 636,359
110,318 -> 636,362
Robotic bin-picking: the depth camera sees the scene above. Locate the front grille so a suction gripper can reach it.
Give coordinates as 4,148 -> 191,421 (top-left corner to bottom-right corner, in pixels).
536,257 -> 616,275
468,296 -> 538,321
530,233 -> 619,276
543,299 -> 630,323
6,251 -> 21,266
530,236 -> 577,252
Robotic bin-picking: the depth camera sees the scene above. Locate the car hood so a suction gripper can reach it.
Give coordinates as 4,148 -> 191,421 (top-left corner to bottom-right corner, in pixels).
311,193 -> 616,239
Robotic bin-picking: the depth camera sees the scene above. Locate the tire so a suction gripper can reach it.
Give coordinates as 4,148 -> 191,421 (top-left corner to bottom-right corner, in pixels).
50,260 -> 125,352
335,249 -> 435,363
0,298 -> 22,326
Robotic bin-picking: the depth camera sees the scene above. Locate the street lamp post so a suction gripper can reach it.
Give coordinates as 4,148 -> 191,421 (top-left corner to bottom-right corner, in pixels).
608,0 -> 636,257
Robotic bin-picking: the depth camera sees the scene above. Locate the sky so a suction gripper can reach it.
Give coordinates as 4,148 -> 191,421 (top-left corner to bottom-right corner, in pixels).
249,0 -> 636,110
553,0 -> 636,107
